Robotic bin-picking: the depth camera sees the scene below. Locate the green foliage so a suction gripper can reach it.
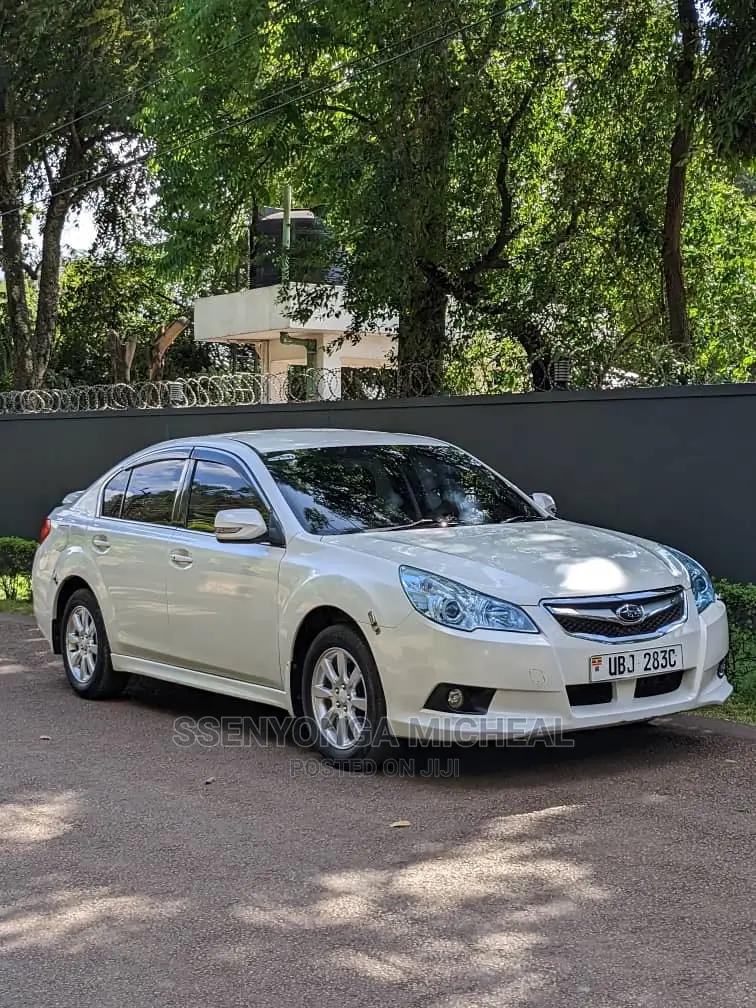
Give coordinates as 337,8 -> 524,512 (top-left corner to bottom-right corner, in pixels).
716,580 -> 756,632
702,0 -> 756,161
0,0 -> 740,392
1,0 -> 170,214
51,244 -> 212,385
685,165 -> 756,381
0,0 -> 173,388
444,332 -> 529,394
0,538 -> 36,601
714,580 -> 756,718
144,0 -> 755,389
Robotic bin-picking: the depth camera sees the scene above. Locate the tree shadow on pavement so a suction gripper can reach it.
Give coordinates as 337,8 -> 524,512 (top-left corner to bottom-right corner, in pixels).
1,619 -> 753,1008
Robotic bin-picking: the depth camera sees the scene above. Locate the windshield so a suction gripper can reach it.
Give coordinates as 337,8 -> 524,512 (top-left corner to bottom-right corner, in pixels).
262,444 -> 545,535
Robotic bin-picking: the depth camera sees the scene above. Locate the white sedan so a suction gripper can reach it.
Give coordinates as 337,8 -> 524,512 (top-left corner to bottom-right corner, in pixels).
33,428 -> 731,765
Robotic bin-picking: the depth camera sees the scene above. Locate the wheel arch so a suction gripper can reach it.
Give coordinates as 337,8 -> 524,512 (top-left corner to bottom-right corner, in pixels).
288,606 -> 370,718
51,576 -> 96,653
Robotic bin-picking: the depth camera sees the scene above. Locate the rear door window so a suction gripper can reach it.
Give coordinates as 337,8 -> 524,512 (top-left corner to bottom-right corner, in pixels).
121,460 -> 184,525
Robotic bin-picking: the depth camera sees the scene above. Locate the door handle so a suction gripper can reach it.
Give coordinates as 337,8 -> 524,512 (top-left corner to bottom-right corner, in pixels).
170,550 -> 193,568
91,534 -> 110,553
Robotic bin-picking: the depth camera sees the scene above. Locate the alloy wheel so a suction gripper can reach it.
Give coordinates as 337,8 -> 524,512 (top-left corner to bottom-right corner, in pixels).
65,605 -> 98,684
310,646 -> 369,750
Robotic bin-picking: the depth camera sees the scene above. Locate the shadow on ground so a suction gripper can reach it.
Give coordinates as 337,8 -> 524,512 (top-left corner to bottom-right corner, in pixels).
0,618 -> 753,1008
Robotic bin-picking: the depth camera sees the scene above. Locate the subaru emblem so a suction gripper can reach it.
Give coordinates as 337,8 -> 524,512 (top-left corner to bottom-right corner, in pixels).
615,602 -> 646,624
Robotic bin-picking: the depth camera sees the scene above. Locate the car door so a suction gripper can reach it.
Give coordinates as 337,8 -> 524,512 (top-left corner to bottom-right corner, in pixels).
89,454 -> 189,661
164,448 -> 284,689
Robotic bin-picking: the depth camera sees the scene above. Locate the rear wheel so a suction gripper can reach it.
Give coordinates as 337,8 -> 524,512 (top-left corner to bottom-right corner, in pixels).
61,589 -> 129,700
302,624 -> 394,768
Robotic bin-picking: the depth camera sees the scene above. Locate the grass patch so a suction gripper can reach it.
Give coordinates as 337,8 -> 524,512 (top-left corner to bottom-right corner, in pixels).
699,697 -> 756,726
0,597 -> 33,615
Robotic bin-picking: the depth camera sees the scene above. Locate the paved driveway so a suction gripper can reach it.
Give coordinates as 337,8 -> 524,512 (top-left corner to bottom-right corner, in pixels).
1,614 -> 754,1008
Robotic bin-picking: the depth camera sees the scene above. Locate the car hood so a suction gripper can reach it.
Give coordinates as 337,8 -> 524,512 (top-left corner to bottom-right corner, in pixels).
338,520 -> 687,604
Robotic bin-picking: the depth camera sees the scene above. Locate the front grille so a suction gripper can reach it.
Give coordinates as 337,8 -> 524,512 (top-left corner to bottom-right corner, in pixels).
544,587 -> 685,642
555,602 -> 683,640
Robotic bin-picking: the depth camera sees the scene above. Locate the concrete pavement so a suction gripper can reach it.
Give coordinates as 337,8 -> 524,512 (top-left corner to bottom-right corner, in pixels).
1,614 -> 754,1007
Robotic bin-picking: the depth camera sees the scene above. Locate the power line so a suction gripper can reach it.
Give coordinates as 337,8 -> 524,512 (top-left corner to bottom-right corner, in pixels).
3,0 -> 453,163
0,0 -> 326,160
50,6 -> 458,193
17,2 -> 462,196
0,2 -> 529,222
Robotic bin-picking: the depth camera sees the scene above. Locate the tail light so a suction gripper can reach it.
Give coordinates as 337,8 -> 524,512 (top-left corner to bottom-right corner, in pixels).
38,518 -> 52,544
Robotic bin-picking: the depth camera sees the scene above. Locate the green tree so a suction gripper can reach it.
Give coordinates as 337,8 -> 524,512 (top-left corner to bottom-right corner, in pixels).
51,244 -> 213,386
148,0 -> 755,390
660,0 -> 756,359
703,0 -> 756,162
0,0 -> 169,389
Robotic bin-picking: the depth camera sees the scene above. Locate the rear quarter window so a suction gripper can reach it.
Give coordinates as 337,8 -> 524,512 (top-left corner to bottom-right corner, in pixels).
101,470 -> 130,518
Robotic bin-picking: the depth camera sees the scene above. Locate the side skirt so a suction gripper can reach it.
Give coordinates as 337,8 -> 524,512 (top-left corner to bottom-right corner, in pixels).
111,653 -> 293,713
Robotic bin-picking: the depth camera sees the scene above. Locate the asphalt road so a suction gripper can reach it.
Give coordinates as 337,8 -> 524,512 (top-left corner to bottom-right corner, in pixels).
1,614 -> 754,1008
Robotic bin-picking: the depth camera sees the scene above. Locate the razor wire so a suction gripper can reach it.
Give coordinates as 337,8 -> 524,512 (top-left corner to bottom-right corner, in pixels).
0,365 -> 445,414
0,354 -> 749,415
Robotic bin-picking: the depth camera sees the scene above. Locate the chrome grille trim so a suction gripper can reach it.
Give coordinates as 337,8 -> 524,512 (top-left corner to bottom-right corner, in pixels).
541,586 -> 687,643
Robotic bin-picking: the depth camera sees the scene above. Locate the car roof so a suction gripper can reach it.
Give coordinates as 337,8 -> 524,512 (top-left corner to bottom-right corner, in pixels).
157,428 -> 448,454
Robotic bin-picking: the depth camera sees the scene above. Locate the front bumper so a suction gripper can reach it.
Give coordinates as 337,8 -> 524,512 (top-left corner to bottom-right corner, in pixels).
368,595 -> 731,741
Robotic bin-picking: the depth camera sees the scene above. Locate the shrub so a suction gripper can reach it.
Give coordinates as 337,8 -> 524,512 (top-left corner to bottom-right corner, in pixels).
715,580 -> 756,705
0,537 -> 36,601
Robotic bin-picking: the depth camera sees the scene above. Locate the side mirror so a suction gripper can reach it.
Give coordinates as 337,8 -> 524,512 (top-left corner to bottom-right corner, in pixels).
531,492 -> 557,517
214,508 -> 268,542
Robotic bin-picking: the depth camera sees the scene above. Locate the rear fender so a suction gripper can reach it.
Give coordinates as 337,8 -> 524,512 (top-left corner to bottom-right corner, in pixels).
50,546 -> 113,651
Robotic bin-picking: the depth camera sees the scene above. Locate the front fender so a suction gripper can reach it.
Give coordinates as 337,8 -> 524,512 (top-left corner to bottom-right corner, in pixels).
277,562 -> 409,688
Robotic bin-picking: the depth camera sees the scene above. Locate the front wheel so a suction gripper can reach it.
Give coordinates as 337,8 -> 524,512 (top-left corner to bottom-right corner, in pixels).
302,624 -> 394,768
61,589 -> 129,700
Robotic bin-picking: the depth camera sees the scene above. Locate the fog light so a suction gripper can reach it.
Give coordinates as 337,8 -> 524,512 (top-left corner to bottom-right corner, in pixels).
446,688 -> 465,710
425,684 -> 496,714
717,658 -> 728,679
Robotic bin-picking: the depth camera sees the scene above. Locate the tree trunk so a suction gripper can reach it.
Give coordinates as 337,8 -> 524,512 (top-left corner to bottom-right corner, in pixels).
397,279 -> 447,396
661,0 -> 700,359
32,193 -> 71,387
516,321 -> 553,391
0,114 -> 34,389
394,15 -> 453,396
109,328 -> 138,383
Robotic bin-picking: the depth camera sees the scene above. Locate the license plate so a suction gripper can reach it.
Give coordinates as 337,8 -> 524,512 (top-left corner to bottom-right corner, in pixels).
589,645 -> 683,682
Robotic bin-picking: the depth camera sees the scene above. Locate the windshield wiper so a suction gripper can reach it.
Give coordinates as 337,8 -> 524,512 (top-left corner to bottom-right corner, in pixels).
501,515 -> 546,523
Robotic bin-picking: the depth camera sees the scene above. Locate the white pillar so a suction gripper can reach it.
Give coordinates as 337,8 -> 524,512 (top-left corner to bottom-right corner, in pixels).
315,335 -> 342,400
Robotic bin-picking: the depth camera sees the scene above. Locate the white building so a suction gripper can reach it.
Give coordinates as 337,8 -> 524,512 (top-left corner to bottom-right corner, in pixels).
193,209 -> 396,403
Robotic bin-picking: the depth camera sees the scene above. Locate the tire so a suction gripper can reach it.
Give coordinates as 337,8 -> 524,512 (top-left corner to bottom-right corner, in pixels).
61,589 -> 129,700
301,623 -> 394,768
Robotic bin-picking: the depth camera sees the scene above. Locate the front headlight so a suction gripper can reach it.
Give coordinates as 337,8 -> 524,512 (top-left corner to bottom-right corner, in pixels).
661,547 -> 716,613
398,566 -> 539,633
